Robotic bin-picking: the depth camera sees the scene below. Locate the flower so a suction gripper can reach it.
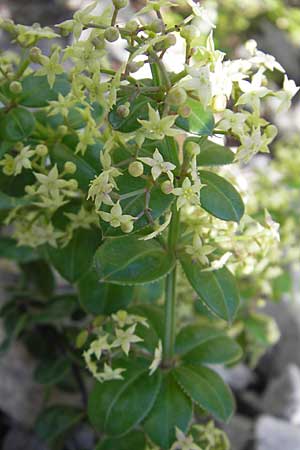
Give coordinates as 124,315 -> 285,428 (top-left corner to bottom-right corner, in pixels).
276,75 -> 300,113
34,165 -> 68,200
99,201 -> 135,233
149,340 -> 162,375
218,109 -> 248,136
87,173 -> 114,209
236,125 -> 277,163
138,149 -> 176,182
236,69 -> 270,113
138,105 -> 180,140
180,66 -> 212,108
36,48 -> 64,88
202,251 -> 232,272
64,206 -> 99,231
112,310 -> 148,328
14,146 -> 35,175
185,235 -> 215,265
112,324 -> 143,355
173,177 -> 201,210
170,428 -> 201,450
89,334 -> 111,360
97,363 -> 126,382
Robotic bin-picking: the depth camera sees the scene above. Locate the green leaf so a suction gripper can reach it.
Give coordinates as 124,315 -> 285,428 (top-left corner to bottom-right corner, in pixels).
47,228 -> 101,282
173,365 -> 235,422
184,137 -> 234,166
101,170 -> 174,237
0,107 -> 35,141
77,269 -> 135,314
20,74 -> 70,107
129,304 -> 164,352
35,405 -> 83,444
96,431 -> 146,450
0,191 -> 29,210
31,294 -> 78,324
180,257 -> 240,322
50,141 -> 101,190
200,170 -> 244,222
34,357 -> 71,385
109,95 -> 155,132
144,372 -> 192,449
0,237 -> 36,263
176,98 -> 214,136
94,235 -> 175,285
88,359 -> 161,436
175,324 -> 242,365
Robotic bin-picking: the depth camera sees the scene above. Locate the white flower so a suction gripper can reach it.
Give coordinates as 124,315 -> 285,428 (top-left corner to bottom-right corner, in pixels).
14,146 -> 35,175
181,66 -> 212,108
276,75 -> 299,113
99,201 -> 135,233
112,324 -> 143,356
89,334 -> 111,360
185,0 -> 215,29
236,69 -> 270,112
170,428 -> 201,450
173,177 -> 202,210
87,172 -> 114,209
138,149 -> 176,182
203,251 -> 232,272
112,310 -> 149,328
185,234 -> 215,265
97,363 -> 126,382
149,340 -> 162,375
218,109 -> 248,136
34,165 -> 68,200
138,105 -> 180,140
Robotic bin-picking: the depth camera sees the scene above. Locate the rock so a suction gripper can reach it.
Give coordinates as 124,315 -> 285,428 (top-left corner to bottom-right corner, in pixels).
223,415 -> 253,450
2,428 -> 48,450
262,364 -> 300,423
213,363 -> 256,391
255,415 -> 300,450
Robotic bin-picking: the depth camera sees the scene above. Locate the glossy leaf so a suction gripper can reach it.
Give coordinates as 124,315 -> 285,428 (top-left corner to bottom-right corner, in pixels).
94,235 -> 175,285
144,372 -> 192,449
31,294 -> 78,324
129,304 -> 164,351
0,237 -> 36,263
96,431 -> 146,450
88,359 -> 161,436
184,137 -> 234,166
20,74 -> 70,107
34,357 -> 71,385
109,95 -> 155,132
180,256 -> 240,322
35,405 -> 83,444
47,228 -> 101,282
0,107 -> 35,141
77,269 -> 134,314
0,192 -> 29,210
200,170 -> 244,222
175,324 -> 242,365
174,365 -> 235,422
176,98 -> 214,136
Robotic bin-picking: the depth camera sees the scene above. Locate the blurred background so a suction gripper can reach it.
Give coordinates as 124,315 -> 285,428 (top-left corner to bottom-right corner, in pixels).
1,1 -> 300,449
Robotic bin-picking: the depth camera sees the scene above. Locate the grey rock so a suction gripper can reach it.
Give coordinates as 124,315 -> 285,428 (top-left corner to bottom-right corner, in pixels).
2,428 -> 48,450
223,415 -> 253,450
262,364 -> 300,423
255,415 -> 300,450
213,363 -> 256,391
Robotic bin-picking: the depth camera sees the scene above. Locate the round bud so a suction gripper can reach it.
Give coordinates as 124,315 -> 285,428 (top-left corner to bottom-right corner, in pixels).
180,25 -> 198,41
29,46 -> 42,63
127,61 -> 143,73
161,180 -> 173,195
117,104 -> 130,118
167,87 -> 187,106
112,0 -> 128,8
128,161 -> 144,177
58,125 -> 68,136
148,19 -> 164,33
211,94 -> 227,113
154,33 -> 176,51
36,144 -> 48,157
265,124 -> 278,140
9,81 -> 22,94
76,330 -> 88,349
178,104 -> 191,118
104,27 -> 120,42
64,161 -> 77,174
165,33 -> 176,47
15,142 -> 24,151
125,20 -> 139,33
93,315 -> 105,327
25,185 -> 35,195
121,221 -> 134,233
68,179 -> 78,190
92,37 -> 105,50
186,141 -> 200,156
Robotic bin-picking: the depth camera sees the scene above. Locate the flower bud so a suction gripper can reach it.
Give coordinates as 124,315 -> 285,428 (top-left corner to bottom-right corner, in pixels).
36,144 -> 48,157
128,161 -> 144,177
104,27 -> 120,42
161,180 -> 173,195
68,179 -> 78,190
148,19 -> 164,33
58,125 -> 68,136
29,46 -> 42,63
9,81 -> 22,94
15,142 -> 24,151
121,221 -> 134,233
180,25 -> 198,41
125,20 -> 139,33
64,161 -> 77,174
112,0 -> 128,8
186,141 -> 200,156
154,33 -> 176,51
76,330 -> 88,349
167,87 -> 187,106
178,104 -> 191,118
211,94 -> 227,113
25,185 -> 35,195
127,61 -> 143,73
117,104 -> 130,118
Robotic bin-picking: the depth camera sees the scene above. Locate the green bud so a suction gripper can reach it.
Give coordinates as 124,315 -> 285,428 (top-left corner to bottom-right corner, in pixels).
112,0 -> 128,8
154,33 -> 176,51
68,179 -> 78,190
9,81 -> 22,94
29,46 -> 42,63
121,221 -> 134,233
76,330 -> 89,349
128,161 -> 144,177
36,144 -> 48,156
58,125 -> 68,136
148,19 -> 164,33
161,180 -> 173,195
64,161 -> 77,174
127,61 -> 144,73
15,142 -> 24,151
167,87 -> 187,106
117,104 -> 130,118
104,26 -> 120,42
125,20 -> 139,33
180,25 -> 198,41
93,315 -> 105,327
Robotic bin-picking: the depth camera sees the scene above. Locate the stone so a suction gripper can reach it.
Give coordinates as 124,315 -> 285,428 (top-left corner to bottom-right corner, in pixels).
223,415 -> 253,450
262,364 -> 300,423
213,363 -> 256,391
255,415 -> 300,450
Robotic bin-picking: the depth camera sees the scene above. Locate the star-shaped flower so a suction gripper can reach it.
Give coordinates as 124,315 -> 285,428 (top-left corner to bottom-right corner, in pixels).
112,324 -> 143,356
138,149 -> 176,182
138,105 -> 180,140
